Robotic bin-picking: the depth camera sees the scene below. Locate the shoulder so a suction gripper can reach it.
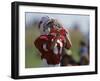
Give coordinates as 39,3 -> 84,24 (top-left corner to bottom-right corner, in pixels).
34,35 -> 48,46
39,35 -> 49,40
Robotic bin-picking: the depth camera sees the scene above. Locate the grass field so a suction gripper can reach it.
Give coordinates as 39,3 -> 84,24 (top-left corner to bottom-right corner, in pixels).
25,26 -> 84,68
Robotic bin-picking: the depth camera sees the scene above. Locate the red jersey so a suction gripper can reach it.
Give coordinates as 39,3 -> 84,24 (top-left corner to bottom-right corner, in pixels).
34,35 -> 65,65
50,27 -> 69,49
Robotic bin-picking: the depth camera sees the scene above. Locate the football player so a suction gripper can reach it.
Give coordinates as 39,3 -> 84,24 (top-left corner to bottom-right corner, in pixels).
79,41 -> 89,65
34,17 -> 72,67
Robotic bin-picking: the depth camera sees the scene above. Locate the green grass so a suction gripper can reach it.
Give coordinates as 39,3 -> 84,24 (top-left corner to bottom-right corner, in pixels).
70,30 -> 83,62
25,27 -> 42,68
25,47 -> 42,68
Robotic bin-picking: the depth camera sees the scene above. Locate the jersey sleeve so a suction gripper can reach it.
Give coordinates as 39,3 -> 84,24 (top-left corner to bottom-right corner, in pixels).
34,35 -> 48,49
34,37 -> 41,55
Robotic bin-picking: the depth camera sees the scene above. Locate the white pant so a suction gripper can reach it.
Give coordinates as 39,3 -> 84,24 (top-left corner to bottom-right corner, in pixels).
40,59 -> 60,67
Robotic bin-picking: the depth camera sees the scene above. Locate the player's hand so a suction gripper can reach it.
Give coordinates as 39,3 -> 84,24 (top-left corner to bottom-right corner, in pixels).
56,29 -> 60,37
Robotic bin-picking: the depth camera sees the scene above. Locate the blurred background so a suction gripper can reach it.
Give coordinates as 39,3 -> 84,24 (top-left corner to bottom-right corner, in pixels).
25,12 -> 90,68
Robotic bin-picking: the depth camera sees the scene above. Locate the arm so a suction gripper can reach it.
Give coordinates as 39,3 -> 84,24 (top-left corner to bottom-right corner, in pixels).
64,34 -> 72,49
50,30 -> 60,50
34,36 -> 48,59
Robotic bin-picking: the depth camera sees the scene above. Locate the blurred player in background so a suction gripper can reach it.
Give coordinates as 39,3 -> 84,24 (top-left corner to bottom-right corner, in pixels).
79,40 -> 89,65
